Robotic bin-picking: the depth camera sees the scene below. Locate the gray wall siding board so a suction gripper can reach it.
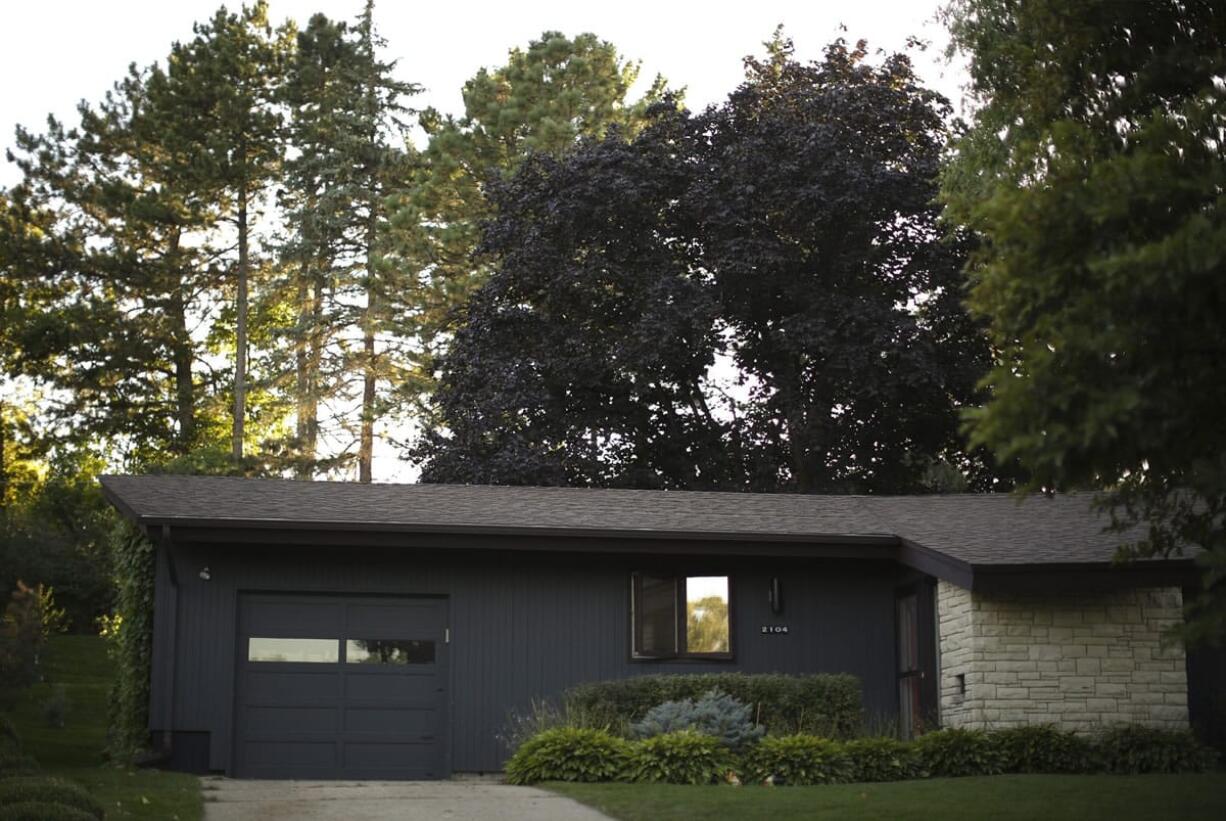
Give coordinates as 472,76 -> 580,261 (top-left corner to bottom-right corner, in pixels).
161,543 -> 906,773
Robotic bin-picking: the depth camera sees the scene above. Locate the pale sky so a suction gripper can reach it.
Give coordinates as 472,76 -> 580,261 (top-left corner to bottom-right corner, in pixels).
0,0 -> 969,481
1,0 -> 967,186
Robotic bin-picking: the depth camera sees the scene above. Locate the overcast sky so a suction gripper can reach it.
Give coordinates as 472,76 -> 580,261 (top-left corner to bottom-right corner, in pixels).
0,0 -> 969,481
1,0 -> 967,187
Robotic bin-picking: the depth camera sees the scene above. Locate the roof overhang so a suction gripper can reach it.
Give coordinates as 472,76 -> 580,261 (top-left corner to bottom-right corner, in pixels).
102,479 -> 1201,593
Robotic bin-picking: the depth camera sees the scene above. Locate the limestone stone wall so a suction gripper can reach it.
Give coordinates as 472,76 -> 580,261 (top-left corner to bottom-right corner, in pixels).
937,581 -> 1188,731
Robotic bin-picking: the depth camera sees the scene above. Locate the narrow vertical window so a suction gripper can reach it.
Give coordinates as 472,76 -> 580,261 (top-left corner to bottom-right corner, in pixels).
685,576 -> 730,654
632,574 -> 678,657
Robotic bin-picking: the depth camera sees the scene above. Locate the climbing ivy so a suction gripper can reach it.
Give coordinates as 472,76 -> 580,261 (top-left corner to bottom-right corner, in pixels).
103,519 -> 156,761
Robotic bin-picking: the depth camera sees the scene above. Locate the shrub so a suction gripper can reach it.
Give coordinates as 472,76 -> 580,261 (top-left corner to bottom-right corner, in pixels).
843,737 -> 920,782
991,725 -> 1094,774
1096,726 -> 1218,774
0,802 -> 96,821
566,673 -> 862,738
0,751 -> 38,780
628,731 -> 737,784
630,689 -> 764,751
42,685 -> 70,729
744,734 -> 852,785
913,728 -> 1004,778
0,778 -> 104,820
0,720 -> 18,755
504,727 -> 634,785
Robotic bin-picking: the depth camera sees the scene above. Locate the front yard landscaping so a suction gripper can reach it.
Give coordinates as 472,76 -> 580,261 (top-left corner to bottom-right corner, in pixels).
548,773 -> 1226,821
3,635 -> 201,821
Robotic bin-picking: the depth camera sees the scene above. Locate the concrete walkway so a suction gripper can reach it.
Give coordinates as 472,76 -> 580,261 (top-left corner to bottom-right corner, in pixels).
200,777 -> 612,821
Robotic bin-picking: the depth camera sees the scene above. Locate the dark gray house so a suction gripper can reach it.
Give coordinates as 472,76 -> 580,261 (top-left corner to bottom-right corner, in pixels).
100,475 -> 1221,780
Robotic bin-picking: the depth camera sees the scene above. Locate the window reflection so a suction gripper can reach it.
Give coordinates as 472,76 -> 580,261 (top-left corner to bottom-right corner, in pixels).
346,639 -> 436,664
632,574 -> 678,657
685,576 -> 729,654
247,637 -> 339,663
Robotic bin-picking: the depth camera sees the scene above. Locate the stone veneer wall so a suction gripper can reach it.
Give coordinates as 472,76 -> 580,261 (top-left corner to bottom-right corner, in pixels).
937,581 -> 1188,731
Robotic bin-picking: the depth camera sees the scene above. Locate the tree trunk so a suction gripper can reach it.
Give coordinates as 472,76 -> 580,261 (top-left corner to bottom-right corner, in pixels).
359,295 -> 376,484
294,270 -> 311,478
232,181 -> 249,462
167,229 -> 196,452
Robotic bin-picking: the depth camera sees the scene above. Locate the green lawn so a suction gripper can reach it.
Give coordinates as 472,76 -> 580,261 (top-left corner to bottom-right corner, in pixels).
548,773 -> 1226,821
4,634 -> 201,821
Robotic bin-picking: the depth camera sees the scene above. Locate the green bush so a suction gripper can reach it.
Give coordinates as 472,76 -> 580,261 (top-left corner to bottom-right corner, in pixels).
628,731 -> 736,784
504,727 -> 634,785
566,673 -> 862,738
0,751 -> 38,780
744,735 -> 852,785
0,720 -> 18,755
991,725 -> 1094,774
0,779 -> 104,820
0,802 -> 97,821
1096,726 -> 1218,774
913,728 -> 1004,778
843,737 -> 920,782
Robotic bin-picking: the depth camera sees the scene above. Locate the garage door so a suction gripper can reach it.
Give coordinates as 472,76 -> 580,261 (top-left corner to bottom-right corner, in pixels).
234,594 -> 449,779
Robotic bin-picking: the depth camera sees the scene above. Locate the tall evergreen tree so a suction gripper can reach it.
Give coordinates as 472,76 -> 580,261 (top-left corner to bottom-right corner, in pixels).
276,2 -> 418,482
3,67 -> 225,461
160,0 -> 289,461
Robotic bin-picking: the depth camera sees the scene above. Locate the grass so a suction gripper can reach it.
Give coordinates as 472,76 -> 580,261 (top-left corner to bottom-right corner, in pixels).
548,773 -> 1226,821
3,634 -> 202,821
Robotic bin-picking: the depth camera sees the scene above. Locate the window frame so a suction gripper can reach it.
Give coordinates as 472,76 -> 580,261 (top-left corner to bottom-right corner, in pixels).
629,571 -> 734,662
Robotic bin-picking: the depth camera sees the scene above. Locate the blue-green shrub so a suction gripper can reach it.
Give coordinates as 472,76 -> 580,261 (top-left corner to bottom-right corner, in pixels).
566,673 -> 862,738
913,728 -> 1004,777
744,735 -> 852,785
630,689 -> 764,751
504,727 -> 634,785
628,731 -> 736,784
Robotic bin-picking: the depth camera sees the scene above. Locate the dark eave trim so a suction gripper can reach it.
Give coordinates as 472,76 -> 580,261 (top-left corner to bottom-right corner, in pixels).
897,538 -> 975,589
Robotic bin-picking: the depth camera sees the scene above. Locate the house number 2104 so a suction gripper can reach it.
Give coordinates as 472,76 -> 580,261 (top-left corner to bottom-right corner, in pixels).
761,625 -> 789,634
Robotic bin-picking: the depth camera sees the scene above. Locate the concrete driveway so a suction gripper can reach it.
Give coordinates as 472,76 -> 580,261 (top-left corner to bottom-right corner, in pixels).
200,777 -> 612,821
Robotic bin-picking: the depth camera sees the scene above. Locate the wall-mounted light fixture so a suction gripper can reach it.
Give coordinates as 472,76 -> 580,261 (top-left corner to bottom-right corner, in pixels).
198,566 -> 211,582
768,577 -> 783,614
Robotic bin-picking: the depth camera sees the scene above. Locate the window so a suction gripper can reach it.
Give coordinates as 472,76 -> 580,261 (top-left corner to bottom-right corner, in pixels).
247,638 -> 339,663
631,573 -> 731,659
346,639 -> 435,665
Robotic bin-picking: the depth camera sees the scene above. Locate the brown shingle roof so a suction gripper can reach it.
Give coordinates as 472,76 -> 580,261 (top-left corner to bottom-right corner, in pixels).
99,474 -> 1154,569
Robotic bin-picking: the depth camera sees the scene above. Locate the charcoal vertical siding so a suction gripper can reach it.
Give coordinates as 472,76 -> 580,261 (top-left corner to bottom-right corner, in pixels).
152,542 -> 909,773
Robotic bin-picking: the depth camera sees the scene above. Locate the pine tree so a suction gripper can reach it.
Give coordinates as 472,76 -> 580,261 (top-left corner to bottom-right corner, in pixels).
276,2 -> 418,481
159,1 -> 289,461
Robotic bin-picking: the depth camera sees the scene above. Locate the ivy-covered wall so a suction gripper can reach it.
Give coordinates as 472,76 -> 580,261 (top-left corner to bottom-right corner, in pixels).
104,519 -> 156,760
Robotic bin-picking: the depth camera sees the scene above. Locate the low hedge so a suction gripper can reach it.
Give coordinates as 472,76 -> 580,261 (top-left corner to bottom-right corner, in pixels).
0,802 -> 98,821
504,724 -> 1218,785
564,673 -> 862,738
0,778 -> 105,820
1097,726 -> 1220,774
